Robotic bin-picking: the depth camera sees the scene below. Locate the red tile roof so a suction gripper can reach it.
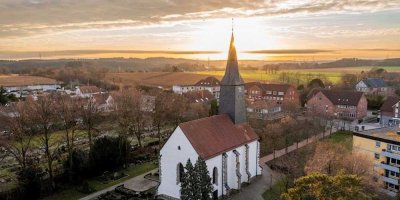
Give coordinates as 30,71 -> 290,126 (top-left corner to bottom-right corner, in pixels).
195,76 -> 220,87
79,85 -> 100,94
183,90 -> 215,103
245,82 -> 293,93
381,96 -> 400,112
179,114 -> 259,160
311,90 -> 365,106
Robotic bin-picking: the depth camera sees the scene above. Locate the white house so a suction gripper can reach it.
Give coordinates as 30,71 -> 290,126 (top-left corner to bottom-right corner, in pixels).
75,85 -> 101,98
158,32 -> 262,200
355,78 -> 393,96
172,76 -> 220,100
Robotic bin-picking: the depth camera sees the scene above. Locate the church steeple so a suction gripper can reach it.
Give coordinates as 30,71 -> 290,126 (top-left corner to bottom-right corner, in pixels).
221,32 -> 244,85
219,30 -> 247,124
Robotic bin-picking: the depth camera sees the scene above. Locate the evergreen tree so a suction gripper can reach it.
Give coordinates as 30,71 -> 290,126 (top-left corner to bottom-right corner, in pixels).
181,158 -> 213,200
195,157 -> 213,200
181,159 -> 196,200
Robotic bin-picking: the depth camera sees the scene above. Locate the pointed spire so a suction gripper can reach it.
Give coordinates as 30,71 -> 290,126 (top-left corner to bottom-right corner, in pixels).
221,29 -> 243,85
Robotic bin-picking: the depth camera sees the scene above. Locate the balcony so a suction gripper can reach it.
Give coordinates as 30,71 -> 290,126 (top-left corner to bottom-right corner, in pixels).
381,175 -> 399,185
380,162 -> 400,173
382,150 -> 400,160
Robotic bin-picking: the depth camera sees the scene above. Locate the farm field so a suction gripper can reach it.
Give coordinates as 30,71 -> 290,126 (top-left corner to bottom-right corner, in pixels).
194,66 -> 400,84
106,72 -> 258,88
0,74 -> 58,87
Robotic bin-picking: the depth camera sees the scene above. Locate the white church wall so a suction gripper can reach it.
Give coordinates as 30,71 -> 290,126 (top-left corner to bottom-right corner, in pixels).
248,140 -> 262,176
158,128 -> 261,199
205,155 -> 223,197
158,127 -> 199,199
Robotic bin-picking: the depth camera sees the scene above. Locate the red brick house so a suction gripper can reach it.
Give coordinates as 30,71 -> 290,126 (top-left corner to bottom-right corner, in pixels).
244,82 -> 299,105
306,90 -> 367,119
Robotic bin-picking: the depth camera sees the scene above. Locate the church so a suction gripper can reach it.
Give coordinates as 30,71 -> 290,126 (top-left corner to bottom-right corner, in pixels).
157,32 -> 262,200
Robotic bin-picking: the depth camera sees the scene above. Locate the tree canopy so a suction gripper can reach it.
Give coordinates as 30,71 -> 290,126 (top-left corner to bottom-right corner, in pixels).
281,172 -> 371,200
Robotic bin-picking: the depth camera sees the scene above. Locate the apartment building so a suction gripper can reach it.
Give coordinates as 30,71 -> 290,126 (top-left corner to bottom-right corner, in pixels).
306,90 -> 367,119
353,127 -> 400,196
172,76 -> 220,100
244,82 -> 299,105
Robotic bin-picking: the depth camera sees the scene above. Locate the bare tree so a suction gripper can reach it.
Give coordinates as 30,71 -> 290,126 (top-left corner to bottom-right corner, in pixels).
1,101 -> 36,170
56,95 -> 80,182
113,88 -> 147,148
29,95 -> 58,190
80,96 -> 102,150
152,91 -> 169,150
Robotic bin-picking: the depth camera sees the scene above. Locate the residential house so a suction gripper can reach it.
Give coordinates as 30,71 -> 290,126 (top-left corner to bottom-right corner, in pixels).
306,90 -> 367,119
91,93 -> 114,111
353,127 -> 400,197
246,100 -> 283,120
380,96 -> 400,127
355,78 -> 394,96
183,90 -> 215,104
172,76 -> 220,100
244,82 -> 299,105
75,85 -> 101,98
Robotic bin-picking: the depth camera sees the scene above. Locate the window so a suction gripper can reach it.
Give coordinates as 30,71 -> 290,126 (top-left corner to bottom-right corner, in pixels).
212,167 -> 218,185
374,153 -> 380,160
375,141 -> 381,147
177,163 -> 184,184
178,146 -> 181,150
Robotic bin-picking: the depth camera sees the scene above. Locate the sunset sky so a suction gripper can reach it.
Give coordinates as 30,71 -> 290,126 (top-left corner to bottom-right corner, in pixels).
0,0 -> 400,60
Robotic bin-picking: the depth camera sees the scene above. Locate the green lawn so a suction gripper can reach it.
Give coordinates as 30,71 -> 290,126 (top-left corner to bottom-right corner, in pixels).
326,130 -> 353,150
193,66 -> 400,86
194,70 -> 343,84
262,179 -> 287,200
42,162 -> 157,200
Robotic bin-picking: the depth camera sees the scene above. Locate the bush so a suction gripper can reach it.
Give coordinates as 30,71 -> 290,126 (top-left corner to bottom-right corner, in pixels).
89,136 -> 129,175
366,95 -> 385,110
17,164 -> 42,200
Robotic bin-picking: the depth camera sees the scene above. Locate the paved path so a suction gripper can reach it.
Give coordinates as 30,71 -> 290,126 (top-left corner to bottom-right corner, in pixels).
79,169 -> 158,200
231,164 -> 281,200
260,129 -> 333,164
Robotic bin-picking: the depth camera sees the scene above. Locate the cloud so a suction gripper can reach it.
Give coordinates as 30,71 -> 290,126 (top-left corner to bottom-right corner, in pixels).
0,49 -> 222,59
0,0 -> 399,38
244,49 -> 335,54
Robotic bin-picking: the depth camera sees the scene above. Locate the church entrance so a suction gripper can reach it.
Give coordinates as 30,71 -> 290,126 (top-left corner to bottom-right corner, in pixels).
213,190 -> 218,200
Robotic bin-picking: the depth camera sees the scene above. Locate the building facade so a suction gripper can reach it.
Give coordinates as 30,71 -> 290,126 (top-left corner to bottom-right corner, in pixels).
380,96 -> 400,127
353,127 -> 400,196
355,78 -> 394,96
172,76 -> 220,100
244,82 -> 299,105
157,32 -> 261,200
306,90 -> 367,119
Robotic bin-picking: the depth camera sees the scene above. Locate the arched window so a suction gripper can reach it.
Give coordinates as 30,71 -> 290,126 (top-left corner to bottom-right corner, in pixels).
177,163 -> 184,184
212,167 -> 218,185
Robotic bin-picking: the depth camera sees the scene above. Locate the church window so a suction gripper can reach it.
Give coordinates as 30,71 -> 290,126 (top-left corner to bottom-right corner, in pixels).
213,167 -> 218,185
177,163 -> 184,184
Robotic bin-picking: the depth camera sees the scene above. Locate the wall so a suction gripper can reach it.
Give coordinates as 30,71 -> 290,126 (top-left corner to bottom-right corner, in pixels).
306,91 -> 334,116
158,127 -> 199,199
